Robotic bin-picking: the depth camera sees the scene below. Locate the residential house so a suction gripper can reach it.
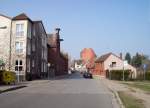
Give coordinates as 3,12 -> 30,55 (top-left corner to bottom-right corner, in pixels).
0,13 -> 47,81
94,53 -> 137,78
74,60 -> 87,72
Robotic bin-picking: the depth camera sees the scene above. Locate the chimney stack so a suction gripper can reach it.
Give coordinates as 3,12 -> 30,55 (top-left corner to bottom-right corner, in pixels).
55,28 -> 61,35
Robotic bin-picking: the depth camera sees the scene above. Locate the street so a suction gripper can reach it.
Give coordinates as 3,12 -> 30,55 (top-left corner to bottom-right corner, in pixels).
0,72 -> 119,108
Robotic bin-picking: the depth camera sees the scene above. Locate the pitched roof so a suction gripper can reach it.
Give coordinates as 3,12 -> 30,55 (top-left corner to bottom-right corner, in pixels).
33,20 -> 47,36
95,53 -> 112,63
47,34 -> 56,46
0,14 -> 11,19
12,13 -> 32,22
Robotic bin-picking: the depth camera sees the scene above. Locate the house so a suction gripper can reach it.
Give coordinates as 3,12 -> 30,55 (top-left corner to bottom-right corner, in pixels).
47,28 -> 68,77
74,60 -> 87,72
0,13 -> 48,81
94,53 -> 137,78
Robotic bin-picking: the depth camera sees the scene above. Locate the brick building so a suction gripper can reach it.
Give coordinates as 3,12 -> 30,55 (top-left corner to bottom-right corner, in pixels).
80,48 -> 96,72
47,28 -> 68,77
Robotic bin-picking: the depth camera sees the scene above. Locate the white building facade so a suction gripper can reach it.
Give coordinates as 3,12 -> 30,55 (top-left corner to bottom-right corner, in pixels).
0,13 -> 48,81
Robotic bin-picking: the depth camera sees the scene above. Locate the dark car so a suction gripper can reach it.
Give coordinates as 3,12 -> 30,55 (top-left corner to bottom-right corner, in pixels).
83,72 -> 93,79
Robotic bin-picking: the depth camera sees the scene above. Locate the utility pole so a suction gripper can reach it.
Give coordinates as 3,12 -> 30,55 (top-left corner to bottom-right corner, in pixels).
123,65 -> 125,81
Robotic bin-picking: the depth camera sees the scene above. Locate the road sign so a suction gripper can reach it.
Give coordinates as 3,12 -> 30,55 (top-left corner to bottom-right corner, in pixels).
123,60 -> 128,67
143,64 -> 147,70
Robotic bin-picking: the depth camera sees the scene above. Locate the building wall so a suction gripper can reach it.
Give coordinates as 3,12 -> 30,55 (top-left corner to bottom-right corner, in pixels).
32,22 -> 47,79
104,55 -> 123,70
47,33 -> 68,76
93,54 -> 137,78
0,15 -> 11,70
93,62 -> 105,76
80,48 -> 96,64
104,54 -> 137,78
11,20 -> 29,80
0,14 -> 49,81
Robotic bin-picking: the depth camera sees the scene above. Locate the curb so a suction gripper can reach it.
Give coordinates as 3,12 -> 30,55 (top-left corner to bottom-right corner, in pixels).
108,87 -> 125,108
0,85 -> 27,94
106,82 -> 125,108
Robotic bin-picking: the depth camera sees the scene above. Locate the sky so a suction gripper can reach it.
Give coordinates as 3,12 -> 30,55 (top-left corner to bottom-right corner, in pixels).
0,0 -> 150,59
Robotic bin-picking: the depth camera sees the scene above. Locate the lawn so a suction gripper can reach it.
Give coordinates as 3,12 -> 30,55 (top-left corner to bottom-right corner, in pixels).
118,91 -> 145,108
122,81 -> 150,92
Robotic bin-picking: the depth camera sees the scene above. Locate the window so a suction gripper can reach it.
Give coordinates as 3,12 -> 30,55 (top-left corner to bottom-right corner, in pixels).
27,59 -> 30,72
32,60 -> 34,67
42,48 -> 44,59
16,24 -> 24,36
112,62 -> 116,67
33,27 -> 35,36
32,41 -> 35,51
15,42 -> 23,53
27,42 -> 31,55
15,60 -> 23,71
41,63 -> 43,72
28,24 -> 31,38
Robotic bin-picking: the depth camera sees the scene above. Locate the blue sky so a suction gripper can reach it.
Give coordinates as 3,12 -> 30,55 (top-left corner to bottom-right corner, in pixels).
0,0 -> 150,59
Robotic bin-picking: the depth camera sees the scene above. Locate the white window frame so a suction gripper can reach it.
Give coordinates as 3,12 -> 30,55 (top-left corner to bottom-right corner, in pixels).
15,60 -> 23,74
16,24 -> 24,37
15,42 -> 23,54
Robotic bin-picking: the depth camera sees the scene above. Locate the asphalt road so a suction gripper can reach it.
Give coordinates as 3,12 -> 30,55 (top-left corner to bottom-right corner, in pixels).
0,72 -> 119,108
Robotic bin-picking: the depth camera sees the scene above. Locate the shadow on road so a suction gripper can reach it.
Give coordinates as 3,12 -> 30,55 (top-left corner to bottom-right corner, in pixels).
54,72 -> 84,80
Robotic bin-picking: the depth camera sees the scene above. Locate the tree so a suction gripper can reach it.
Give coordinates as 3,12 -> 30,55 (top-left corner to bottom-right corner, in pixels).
125,52 -> 131,64
131,53 -> 142,68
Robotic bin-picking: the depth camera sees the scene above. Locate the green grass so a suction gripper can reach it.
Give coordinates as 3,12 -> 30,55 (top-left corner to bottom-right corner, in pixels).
118,91 -> 145,108
122,81 -> 150,92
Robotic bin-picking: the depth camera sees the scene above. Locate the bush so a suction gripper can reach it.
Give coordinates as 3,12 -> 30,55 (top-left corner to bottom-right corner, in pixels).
0,70 -> 16,85
107,70 -> 131,80
145,71 -> 150,80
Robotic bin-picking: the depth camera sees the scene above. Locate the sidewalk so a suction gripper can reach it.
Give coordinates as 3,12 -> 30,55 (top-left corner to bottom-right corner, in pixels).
0,82 -> 27,93
101,78 -> 150,108
101,78 -> 126,108
0,74 -> 71,93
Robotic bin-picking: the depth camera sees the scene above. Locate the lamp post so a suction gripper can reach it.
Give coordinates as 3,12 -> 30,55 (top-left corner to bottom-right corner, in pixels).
123,60 -> 128,81
48,63 -> 51,80
109,64 -> 113,80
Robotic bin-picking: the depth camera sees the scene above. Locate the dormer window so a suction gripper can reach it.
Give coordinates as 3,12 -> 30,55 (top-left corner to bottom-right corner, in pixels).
112,62 -> 116,67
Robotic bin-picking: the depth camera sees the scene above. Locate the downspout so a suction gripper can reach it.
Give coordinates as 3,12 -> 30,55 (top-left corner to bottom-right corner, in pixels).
9,20 -> 12,71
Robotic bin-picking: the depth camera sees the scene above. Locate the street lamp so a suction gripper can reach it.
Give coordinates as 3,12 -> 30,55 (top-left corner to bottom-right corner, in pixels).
123,60 -> 128,81
47,63 -> 51,79
109,64 -> 113,80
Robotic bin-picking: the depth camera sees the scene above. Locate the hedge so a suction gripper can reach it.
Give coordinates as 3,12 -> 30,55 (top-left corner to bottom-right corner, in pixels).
0,70 -> 16,85
145,71 -> 150,80
106,70 -> 131,80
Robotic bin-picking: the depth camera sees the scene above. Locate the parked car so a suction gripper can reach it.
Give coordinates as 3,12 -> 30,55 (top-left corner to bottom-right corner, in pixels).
83,72 -> 93,79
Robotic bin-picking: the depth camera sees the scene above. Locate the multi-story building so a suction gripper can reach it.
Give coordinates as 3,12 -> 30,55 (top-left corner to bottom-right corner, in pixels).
0,13 -> 47,81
